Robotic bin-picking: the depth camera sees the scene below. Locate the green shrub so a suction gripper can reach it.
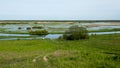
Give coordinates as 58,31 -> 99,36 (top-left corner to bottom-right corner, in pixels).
26,27 -> 31,30
32,26 -> 43,29
63,25 -> 89,40
18,27 -> 22,30
29,30 -> 48,35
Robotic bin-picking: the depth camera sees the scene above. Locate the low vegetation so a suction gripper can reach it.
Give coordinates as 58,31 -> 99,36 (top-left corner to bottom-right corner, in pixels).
0,34 -> 120,68
26,27 -> 32,30
32,26 -> 43,29
89,28 -> 120,32
0,22 -> 28,24
29,30 -> 48,35
18,27 -> 22,30
0,36 -> 36,39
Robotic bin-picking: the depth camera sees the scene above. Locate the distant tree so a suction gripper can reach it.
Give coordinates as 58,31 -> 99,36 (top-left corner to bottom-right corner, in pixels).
63,25 -> 89,40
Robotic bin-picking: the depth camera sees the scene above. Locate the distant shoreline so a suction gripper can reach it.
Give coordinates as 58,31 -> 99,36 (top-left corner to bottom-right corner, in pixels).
0,20 -> 120,22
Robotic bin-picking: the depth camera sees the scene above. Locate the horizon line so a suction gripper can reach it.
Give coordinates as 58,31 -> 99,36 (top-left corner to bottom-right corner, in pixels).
0,20 -> 120,22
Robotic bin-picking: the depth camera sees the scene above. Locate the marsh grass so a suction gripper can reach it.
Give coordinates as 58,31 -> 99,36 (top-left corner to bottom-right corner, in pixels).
0,36 -> 35,39
89,28 -> 120,32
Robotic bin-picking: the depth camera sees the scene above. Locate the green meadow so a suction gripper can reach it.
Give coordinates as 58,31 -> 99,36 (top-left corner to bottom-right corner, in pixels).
0,34 -> 120,68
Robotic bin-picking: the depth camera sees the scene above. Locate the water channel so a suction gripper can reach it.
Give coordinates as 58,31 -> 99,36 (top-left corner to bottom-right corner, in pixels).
0,31 -> 120,40
0,22 -> 120,40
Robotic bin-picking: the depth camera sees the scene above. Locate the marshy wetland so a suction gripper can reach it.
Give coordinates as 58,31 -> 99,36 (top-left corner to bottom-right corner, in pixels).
0,21 -> 120,40
0,21 -> 120,68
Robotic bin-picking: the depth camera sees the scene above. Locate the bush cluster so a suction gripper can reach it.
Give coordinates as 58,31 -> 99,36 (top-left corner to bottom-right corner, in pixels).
62,25 -> 89,40
26,27 -> 32,30
29,30 -> 48,35
32,26 -> 43,29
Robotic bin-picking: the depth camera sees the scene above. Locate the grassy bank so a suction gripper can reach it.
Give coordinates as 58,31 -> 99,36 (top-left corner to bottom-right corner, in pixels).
1,31 -> 29,34
0,36 -> 36,39
0,34 -> 120,68
89,28 -> 120,32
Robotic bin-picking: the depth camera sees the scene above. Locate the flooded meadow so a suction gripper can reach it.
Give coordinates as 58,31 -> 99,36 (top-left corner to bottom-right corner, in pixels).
0,21 -> 120,40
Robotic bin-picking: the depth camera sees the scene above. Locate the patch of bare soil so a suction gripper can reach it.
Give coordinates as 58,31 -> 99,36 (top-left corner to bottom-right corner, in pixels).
109,22 -> 120,26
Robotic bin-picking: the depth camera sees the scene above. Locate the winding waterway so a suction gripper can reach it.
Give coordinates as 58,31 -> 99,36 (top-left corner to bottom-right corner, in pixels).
0,22 -> 120,40
0,31 -> 120,40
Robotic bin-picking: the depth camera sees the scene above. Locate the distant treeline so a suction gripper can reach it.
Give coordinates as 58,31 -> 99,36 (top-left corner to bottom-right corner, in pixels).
0,20 -> 120,22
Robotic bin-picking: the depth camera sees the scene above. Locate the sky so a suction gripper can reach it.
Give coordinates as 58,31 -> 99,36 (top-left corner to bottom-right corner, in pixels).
0,0 -> 120,20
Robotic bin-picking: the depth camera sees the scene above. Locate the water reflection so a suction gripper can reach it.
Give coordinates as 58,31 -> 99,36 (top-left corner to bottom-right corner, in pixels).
0,33 -> 30,36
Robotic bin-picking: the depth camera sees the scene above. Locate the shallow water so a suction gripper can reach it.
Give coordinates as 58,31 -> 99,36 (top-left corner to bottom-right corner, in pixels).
0,22 -> 120,40
89,31 -> 120,35
1,22 -> 120,32
88,26 -> 120,30
0,33 -> 30,36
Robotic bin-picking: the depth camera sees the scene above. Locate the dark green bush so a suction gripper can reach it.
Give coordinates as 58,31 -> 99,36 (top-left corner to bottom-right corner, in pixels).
63,25 -> 89,40
18,27 -> 22,30
29,30 -> 48,35
26,27 -> 31,30
32,26 -> 43,29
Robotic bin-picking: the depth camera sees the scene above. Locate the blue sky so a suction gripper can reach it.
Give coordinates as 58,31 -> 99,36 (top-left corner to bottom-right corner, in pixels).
0,0 -> 120,20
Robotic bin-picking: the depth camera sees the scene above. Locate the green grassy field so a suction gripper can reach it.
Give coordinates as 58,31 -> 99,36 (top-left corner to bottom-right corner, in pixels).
0,36 -> 35,39
89,28 -> 120,32
0,34 -> 120,68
